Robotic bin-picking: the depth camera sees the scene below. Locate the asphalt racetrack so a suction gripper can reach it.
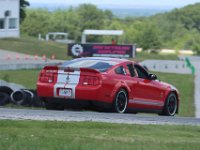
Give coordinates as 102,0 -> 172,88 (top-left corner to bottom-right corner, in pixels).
0,108 -> 200,126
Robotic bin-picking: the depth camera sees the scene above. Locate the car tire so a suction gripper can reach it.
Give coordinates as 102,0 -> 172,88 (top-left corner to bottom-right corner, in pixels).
113,89 -> 128,113
161,92 -> 178,116
0,92 -> 10,106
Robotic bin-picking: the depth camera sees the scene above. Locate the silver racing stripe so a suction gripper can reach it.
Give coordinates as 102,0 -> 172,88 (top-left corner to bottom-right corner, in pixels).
129,99 -> 164,106
54,69 -> 81,99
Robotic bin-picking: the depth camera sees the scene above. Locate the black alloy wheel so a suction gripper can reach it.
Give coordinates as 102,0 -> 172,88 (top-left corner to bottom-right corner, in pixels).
162,93 -> 178,116
114,89 -> 128,113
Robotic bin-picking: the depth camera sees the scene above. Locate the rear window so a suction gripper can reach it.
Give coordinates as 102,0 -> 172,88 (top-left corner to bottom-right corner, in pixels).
61,59 -> 117,72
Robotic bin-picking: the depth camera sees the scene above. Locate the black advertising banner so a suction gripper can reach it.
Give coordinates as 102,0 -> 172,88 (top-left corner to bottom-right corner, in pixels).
68,44 -> 136,58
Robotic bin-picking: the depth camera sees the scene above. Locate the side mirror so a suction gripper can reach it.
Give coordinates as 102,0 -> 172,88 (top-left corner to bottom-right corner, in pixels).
149,74 -> 157,80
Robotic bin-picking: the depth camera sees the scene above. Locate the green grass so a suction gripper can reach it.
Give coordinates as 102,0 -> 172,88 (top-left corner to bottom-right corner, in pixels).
134,52 -> 178,61
0,120 -> 199,150
0,37 -> 70,60
0,37 -> 178,61
0,69 -> 40,89
0,70 -> 194,117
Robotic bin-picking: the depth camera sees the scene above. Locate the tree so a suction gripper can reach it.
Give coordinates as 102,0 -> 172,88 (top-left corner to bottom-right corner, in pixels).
20,2 -> 200,52
51,9 -> 80,41
20,0 -> 30,23
21,9 -> 51,36
138,23 -> 162,50
76,4 -> 105,42
77,4 -> 104,30
104,10 -> 114,20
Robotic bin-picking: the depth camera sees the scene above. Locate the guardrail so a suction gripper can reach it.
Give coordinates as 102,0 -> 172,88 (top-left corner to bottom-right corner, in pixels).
140,60 -> 192,74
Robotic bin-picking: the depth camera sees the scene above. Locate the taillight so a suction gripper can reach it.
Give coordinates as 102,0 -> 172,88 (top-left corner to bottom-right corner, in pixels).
82,76 -> 100,86
39,69 -> 56,83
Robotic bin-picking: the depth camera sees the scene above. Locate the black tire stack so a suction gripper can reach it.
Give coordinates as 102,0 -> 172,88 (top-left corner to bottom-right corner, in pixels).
0,86 -> 44,107
0,86 -> 13,106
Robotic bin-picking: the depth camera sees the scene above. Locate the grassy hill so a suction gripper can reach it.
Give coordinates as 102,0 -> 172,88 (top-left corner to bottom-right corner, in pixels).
0,37 -> 70,60
148,3 -> 200,52
0,37 -> 178,61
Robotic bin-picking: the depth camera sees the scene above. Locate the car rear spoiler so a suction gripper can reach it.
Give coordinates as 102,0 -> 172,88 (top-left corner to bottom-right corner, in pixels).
43,66 -> 100,74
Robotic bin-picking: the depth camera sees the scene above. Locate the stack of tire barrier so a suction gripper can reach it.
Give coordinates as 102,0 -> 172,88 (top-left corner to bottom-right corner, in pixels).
0,86 -> 44,107
0,86 -> 13,106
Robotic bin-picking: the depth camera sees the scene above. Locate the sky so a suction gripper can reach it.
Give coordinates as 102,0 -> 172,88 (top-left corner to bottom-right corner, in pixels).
28,0 -> 200,8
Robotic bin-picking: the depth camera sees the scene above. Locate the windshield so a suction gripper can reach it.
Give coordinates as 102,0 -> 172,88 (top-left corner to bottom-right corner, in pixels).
61,59 -> 117,72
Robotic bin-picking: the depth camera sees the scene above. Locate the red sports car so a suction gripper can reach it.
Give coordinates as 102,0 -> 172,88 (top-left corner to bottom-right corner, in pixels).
37,57 -> 179,116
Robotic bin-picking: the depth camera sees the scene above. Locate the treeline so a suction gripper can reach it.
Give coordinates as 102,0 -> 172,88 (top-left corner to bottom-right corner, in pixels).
21,3 -> 200,54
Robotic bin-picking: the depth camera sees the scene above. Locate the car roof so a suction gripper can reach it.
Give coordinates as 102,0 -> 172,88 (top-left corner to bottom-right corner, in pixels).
74,57 -> 131,64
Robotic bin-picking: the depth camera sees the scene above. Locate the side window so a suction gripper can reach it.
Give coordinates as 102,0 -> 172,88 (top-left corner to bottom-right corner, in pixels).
115,66 -> 126,75
135,65 -> 149,79
127,63 -> 136,77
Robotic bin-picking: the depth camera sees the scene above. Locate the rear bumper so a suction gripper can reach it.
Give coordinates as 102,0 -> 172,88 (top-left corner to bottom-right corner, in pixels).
41,97 -> 113,110
37,82 -> 113,103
